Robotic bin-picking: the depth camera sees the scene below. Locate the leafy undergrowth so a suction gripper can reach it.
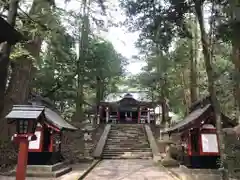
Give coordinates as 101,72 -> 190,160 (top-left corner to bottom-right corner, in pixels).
0,140 -> 17,173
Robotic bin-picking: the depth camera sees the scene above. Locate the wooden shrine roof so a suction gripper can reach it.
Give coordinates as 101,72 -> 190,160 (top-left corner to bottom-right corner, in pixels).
100,93 -> 156,108
163,104 -> 212,134
100,100 -> 155,107
6,104 -> 77,131
44,107 -> 77,131
0,17 -> 23,45
6,105 -> 45,120
163,104 -> 236,134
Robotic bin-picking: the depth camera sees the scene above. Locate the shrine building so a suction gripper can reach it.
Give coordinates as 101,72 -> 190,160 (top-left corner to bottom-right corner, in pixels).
98,92 -> 157,124
162,96 -> 236,169
6,94 -> 77,166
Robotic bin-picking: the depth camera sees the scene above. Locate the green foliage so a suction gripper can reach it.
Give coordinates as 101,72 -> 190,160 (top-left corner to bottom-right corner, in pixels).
33,32 -> 125,119
122,0 -> 238,118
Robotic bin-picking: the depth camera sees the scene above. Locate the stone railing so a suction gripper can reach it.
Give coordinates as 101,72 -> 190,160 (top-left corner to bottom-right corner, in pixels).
93,124 -> 111,158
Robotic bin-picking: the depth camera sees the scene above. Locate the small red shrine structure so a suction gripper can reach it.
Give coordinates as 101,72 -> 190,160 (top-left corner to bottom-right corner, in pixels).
98,93 -> 156,124
6,95 -> 77,165
163,96 -> 236,169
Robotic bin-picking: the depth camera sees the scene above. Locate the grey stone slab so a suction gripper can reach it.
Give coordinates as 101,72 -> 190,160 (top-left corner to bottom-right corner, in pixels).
84,160 -> 177,180
144,125 -> 161,162
93,124 -> 111,158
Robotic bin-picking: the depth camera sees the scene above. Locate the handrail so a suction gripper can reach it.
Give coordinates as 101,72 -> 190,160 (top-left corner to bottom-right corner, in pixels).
93,124 -> 111,158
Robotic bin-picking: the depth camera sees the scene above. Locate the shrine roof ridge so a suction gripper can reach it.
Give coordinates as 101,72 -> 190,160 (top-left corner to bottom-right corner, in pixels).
6,105 -> 44,119
163,104 -> 212,134
6,105 -> 77,131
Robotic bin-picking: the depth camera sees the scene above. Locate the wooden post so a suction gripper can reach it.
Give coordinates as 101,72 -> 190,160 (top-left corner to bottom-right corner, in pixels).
138,107 -> 141,123
97,114 -> 100,124
16,138 -> 29,180
106,107 -> 109,123
49,131 -> 54,152
147,108 -> 150,123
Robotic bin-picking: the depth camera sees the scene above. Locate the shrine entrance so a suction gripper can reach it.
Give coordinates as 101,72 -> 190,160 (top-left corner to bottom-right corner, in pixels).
98,93 -> 156,124
119,111 -> 138,123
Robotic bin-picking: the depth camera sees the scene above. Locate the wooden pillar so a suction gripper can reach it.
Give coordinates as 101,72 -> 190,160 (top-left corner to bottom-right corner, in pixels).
106,107 -> 109,123
59,132 -> 62,152
188,130 -> 192,156
97,106 -> 101,124
147,108 -> 150,123
49,131 -> 54,152
117,111 -> 119,123
138,107 -> 141,123
16,137 -> 29,180
97,114 -> 100,124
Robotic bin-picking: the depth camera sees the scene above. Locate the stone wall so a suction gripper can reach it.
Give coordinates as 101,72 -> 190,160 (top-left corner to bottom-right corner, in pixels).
224,132 -> 240,179
149,124 -> 161,140
85,124 -> 105,156
0,140 -> 17,173
61,123 -> 105,163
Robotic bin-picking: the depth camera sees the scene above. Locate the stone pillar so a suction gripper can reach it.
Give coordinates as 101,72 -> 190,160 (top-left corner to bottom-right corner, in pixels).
106,107 -> 109,123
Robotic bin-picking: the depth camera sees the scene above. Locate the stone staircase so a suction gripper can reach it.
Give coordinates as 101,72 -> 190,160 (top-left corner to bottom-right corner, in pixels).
102,124 -> 152,159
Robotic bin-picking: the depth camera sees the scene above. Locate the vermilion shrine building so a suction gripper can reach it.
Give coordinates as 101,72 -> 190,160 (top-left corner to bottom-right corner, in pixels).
7,94 -> 77,166
98,93 -> 158,124
163,96 -> 236,168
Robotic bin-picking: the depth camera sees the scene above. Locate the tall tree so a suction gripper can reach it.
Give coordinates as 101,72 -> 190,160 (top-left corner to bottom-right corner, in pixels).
0,0 -> 19,116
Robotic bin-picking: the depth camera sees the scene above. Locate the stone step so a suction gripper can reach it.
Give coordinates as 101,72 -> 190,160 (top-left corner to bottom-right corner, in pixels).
109,131 -> 144,132
101,125 -> 151,160
106,140 -> 148,143
107,138 -> 147,140
106,141 -> 149,146
104,147 -> 151,150
103,152 -> 152,154
10,166 -> 72,178
102,155 -> 152,159
105,143 -> 149,147
106,139 -> 148,142
105,146 -> 149,148
106,141 -> 148,144
106,139 -> 146,141
22,162 -> 66,172
104,150 -> 151,153
108,133 -> 145,135
108,134 -> 145,136
109,131 -> 144,133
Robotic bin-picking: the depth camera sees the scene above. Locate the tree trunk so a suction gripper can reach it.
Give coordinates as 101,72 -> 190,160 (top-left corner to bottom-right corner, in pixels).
96,76 -> 101,105
232,44 -> 240,113
181,70 -> 190,115
190,20 -> 198,104
231,8 -> 240,116
0,0 -> 19,116
0,0 -> 53,139
0,0 -> 19,140
2,0 -> 52,115
75,0 -> 89,121
194,2 -> 227,179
